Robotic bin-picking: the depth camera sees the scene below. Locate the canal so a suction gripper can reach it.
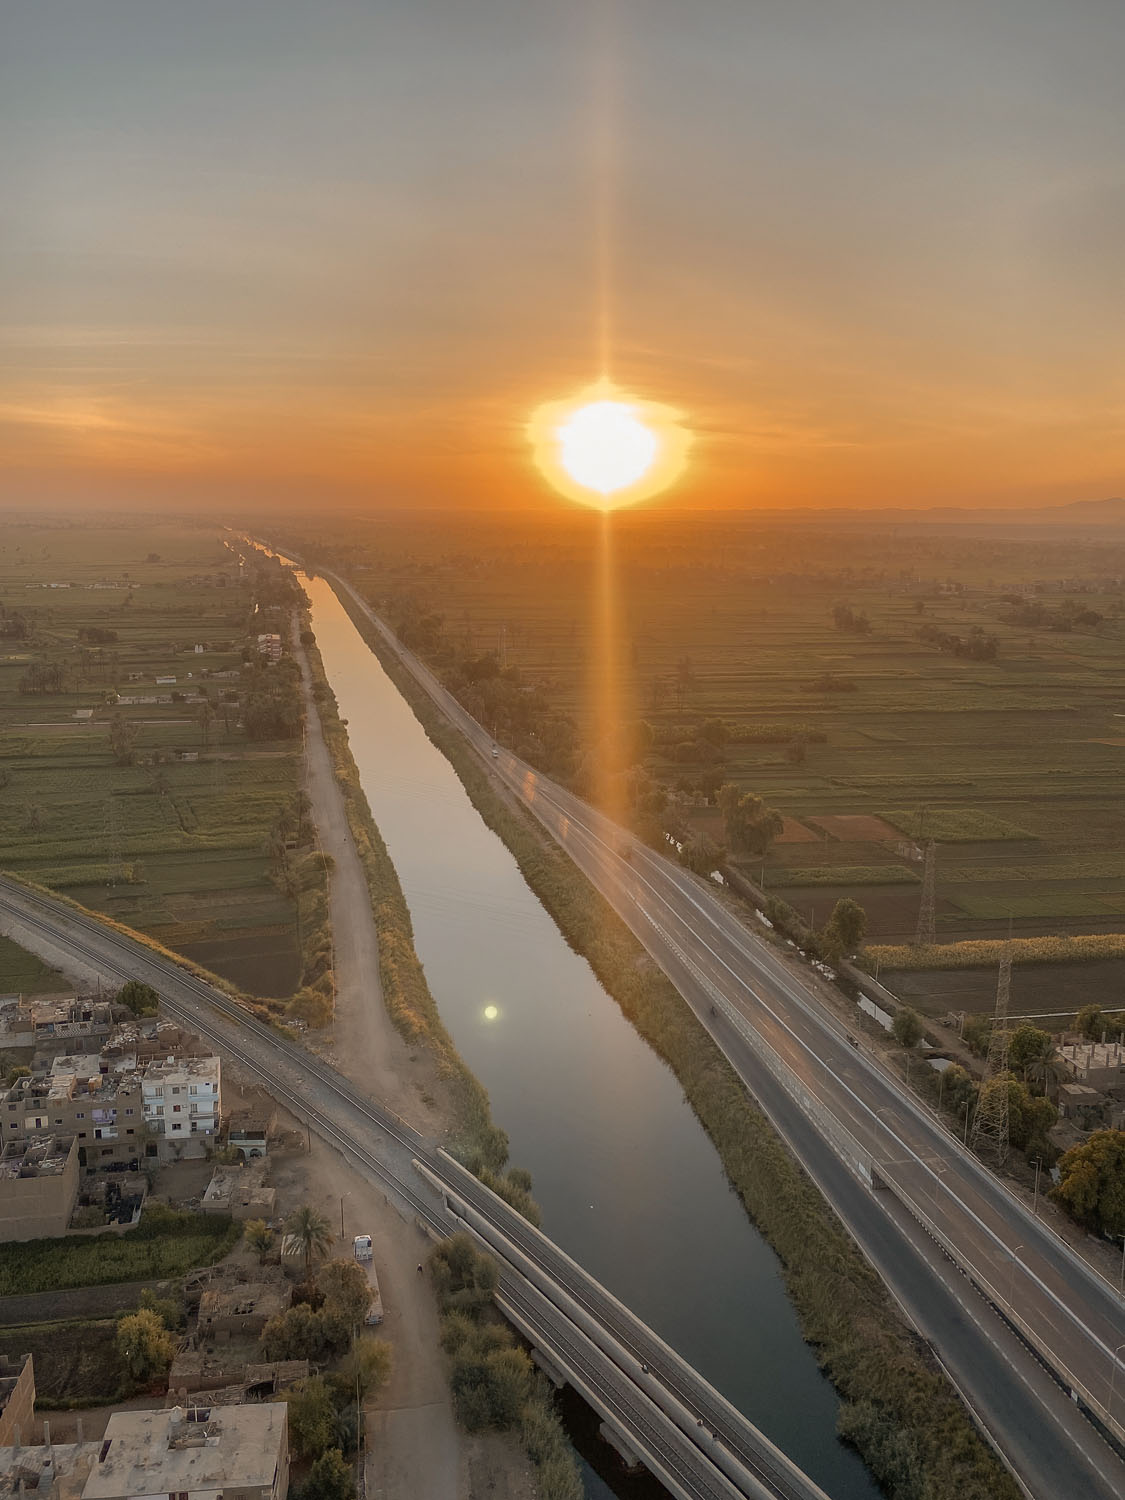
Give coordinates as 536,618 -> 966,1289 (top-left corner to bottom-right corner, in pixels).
299,566 -> 880,1500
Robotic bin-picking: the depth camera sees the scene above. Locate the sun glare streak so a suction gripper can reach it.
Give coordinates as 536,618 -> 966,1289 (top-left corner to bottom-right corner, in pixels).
527,380 -> 691,510
591,510 -> 630,826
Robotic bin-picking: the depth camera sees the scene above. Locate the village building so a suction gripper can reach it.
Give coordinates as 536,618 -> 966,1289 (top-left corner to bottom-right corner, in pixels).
0,1048 -> 220,1167
1056,1081 -> 1109,1129
201,1162 -> 276,1221
0,1356 -> 35,1448
1059,1041 -> 1125,1093
0,1138 -> 78,1241
81,1405 -> 288,1500
197,1281 -> 288,1343
142,1056 -> 220,1156
0,1440 -> 103,1500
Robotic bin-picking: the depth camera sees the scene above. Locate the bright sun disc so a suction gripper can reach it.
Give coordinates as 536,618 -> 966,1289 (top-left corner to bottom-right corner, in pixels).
557,401 -> 659,495
528,380 -> 691,511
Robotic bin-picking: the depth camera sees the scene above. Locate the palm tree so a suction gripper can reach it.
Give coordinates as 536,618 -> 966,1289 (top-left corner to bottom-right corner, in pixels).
1025,1039 -> 1068,1097
244,1218 -> 274,1265
286,1204 -> 332,1276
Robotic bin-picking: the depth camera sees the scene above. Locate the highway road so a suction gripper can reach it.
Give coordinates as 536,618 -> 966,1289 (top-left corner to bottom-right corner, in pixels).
0,875 -> 828,1500
328,569 -> 1125,1500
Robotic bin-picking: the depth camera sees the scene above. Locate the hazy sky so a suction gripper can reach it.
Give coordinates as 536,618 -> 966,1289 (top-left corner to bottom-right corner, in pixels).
2,0 -> 1124,512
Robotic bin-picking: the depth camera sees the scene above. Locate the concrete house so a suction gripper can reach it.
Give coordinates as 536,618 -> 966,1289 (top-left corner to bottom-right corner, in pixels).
81,1405 -> 288,1500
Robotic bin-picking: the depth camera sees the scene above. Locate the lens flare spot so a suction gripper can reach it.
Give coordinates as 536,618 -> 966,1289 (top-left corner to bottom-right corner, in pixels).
528,380 -> 691,511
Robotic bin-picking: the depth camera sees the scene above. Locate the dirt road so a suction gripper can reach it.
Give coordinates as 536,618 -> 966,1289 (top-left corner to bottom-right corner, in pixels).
295,631 -> 450,1137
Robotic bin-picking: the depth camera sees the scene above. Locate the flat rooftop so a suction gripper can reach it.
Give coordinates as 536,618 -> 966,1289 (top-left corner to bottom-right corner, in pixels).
82,1405 -> 286,1498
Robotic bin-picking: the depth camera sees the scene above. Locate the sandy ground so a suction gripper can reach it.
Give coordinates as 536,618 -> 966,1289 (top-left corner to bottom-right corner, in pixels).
295,627 -> 453,1141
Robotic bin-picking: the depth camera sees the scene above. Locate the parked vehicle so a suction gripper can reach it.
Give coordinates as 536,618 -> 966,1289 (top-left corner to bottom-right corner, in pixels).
353,1234 -> 385,1324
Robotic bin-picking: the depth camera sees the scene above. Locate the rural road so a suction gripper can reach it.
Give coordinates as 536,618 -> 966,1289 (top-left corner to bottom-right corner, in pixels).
328,569 -> 1125,1500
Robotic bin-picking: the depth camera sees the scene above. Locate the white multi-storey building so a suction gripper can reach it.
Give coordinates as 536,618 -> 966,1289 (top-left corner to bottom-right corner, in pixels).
141,1056 -> 221,1151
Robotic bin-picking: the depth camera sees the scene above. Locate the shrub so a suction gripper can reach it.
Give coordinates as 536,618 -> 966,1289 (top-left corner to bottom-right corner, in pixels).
291,1447 -> 354,1500
822,897 -> 867,959
318,1258 -> 373,1329
116,979 -> 159,1016
336,1337 -> 393,1400
449,1330 -> 533,1431
892,1008 -> 923,1049
115,1308 -> 174,1384
259,1304 -> 349,1362
284,1376 -> 337,1461
429,1233 -> 499,1316
1051,1131 -> 1125,1236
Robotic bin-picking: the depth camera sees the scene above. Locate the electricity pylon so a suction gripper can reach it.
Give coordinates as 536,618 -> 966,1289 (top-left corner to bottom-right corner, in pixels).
914,839 -> 937,947
970,953 -> 1013,1165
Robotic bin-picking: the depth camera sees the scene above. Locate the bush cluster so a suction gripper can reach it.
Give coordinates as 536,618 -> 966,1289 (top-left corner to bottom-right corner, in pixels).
430,1236 -> 582,1500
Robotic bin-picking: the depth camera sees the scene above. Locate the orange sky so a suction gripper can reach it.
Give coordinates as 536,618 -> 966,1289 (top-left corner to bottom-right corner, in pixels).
2,2 -> 1124,514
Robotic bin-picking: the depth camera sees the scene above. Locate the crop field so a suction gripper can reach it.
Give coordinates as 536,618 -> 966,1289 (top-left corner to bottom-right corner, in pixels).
267,510 -> 1125,1018
0,935 -> 68,996
0,521 -> 301,997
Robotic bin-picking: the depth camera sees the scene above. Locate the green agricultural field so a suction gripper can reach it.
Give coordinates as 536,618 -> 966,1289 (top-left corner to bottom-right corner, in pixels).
0,521 -> 302,997
267,508 -> 1125,958
0,935 -> 68,996
880,808 -> 1034,842
763,864 -> 920,888
0,1206 -> 240,1295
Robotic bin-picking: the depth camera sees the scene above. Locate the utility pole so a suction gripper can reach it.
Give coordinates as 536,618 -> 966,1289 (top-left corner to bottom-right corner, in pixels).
970,953 -> 1012,1165
104,794 -> 124,889
915,840 -> 937,947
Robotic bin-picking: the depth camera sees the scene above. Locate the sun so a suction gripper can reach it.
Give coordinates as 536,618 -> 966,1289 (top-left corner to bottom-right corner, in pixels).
528,380 -> 691,510
557,400 -> 659,496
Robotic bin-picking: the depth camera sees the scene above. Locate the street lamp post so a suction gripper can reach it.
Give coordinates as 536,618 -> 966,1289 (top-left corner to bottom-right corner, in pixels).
339,1192 -> 351,1243
1006,1244 -> 1024,1313
1110,1342 -> 1125,1424
869,1106 -> 892,1166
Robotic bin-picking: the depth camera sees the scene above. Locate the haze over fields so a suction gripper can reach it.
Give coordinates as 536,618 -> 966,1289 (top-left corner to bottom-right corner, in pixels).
3,0 -> 1125,515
